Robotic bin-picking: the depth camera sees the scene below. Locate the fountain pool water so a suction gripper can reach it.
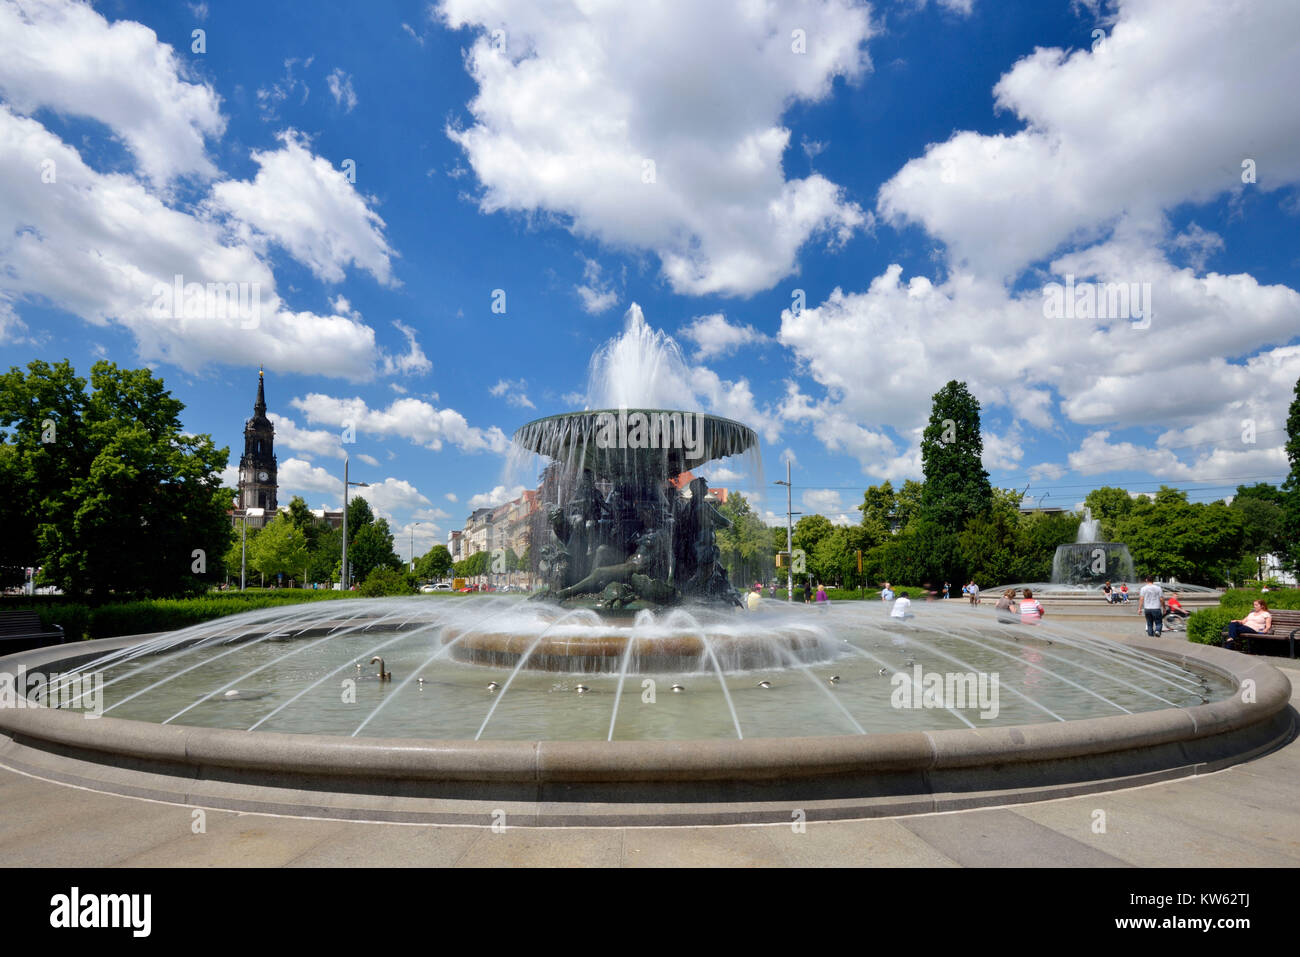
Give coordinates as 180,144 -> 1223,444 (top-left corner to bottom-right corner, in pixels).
42,597 -> 1233,742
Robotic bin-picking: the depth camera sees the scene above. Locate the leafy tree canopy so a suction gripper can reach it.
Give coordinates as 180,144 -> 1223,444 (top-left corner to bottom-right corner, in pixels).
919,381 -> 992,528
0,360 -> 231,597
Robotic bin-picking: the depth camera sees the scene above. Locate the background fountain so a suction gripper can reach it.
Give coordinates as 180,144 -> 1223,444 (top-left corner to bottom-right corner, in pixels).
1049,507 -> 1136,586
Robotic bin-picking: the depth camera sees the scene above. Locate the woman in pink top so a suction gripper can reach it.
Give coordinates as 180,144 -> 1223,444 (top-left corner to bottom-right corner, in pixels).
1019,588 -> 1045,625
1225,600 -> 1272,650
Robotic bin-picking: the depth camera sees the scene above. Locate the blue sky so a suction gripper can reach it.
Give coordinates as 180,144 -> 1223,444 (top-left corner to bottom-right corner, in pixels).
2,0 -> 1298,560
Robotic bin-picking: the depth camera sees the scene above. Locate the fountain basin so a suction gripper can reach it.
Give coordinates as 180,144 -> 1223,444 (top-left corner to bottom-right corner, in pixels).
0,604 -> 1291,826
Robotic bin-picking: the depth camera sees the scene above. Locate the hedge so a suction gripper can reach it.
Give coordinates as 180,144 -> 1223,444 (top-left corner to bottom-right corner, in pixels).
3,589 -> 352,641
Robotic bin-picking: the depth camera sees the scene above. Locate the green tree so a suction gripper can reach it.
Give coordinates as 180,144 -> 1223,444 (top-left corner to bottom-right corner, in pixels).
307,525 -> 343,585
286,495 -> 326,551
1113,487 -> 1243,584
715,493 -> 774,586
895,479 -> 925,530
415,544 -> 453,580
0,360 -> 232,597
248,515 -> 310,583
225,521 -> 260,585
919,381 -> 992,528
1282,377 -> 1300,573
1083,486 -> 1135,540
858,480 -> 897,539
792,513 -> 834,559
1230,483 -> 1287,580
1016,510 -> 1081,582
456,550 -> 490,577
348,516 -> 401,583
346,495 -> 375,534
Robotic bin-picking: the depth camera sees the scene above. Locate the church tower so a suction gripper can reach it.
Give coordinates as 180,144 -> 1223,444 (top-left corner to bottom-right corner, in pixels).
237,368 -> 278,511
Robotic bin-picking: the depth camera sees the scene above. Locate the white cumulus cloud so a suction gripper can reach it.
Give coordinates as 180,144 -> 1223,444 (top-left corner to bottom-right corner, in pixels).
438,0 -> 873,296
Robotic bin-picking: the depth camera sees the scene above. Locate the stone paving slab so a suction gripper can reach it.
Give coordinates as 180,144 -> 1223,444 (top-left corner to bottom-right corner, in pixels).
621,822 -> 784,867
452,826 -> 625,867
116,811 -> 344,868
286,821 -> 482,868
898,808 -> 1132,867
759,817 -> 960,867
1007,787 -> 1300,868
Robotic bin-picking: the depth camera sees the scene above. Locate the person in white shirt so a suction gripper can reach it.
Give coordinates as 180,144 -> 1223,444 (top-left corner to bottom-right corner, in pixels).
891,592 -> 912,619
1139,576 -> 1164,636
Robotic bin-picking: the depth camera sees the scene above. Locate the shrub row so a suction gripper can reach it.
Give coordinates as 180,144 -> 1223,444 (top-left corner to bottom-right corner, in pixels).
4,590 -> 352,641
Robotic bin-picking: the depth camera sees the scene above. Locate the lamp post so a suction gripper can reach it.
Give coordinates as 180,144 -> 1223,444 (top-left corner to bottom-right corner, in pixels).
341,455 -> 370,590
774,460 -> 800,602
410,522 -> 421,573
239,514 -> 247,591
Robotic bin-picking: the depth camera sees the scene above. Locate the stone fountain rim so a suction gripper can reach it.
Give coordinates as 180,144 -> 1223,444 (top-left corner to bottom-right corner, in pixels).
0,632 -> 1291,826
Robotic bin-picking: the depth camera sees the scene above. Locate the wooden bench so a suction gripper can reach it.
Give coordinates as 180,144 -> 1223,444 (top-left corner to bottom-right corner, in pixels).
1219,609 -> 1300,658
0,610 -> 66,655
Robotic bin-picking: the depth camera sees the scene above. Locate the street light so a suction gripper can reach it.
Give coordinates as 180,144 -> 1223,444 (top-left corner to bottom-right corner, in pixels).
774,460 -> 801,603
410,521 -> 421,573
341,454 -> 370,590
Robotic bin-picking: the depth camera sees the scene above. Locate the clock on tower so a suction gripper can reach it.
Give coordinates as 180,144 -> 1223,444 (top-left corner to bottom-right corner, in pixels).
237,367 -> 278,511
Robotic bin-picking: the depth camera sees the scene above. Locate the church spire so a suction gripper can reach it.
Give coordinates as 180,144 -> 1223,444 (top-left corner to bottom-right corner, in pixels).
254,365 -> 266,418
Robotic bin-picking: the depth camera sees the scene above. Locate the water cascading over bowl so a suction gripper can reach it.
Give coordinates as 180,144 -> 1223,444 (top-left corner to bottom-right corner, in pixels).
445,408 -> 770,670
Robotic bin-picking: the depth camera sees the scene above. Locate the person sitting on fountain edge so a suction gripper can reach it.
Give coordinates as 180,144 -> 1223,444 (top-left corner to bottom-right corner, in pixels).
995,589 -> 1019,624
1019,589 -> 1045,625
890,591 -> 913,619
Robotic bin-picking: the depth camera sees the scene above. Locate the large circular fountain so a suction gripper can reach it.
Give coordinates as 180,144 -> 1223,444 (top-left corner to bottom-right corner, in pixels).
0,307 -> 1290,825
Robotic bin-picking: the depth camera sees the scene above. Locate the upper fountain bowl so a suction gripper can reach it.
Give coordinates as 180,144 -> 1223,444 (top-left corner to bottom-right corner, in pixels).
512,409 -> 758,477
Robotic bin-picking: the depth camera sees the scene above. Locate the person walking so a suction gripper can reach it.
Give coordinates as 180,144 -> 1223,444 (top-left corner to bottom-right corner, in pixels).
1019,588 -> 1044,625
942,582 -> 951,600
967,580 -> 980,606
880,582 -> 895,602
802,579 -> 812,604
815,583 -> 829,609
1139,576 -> 1164,636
